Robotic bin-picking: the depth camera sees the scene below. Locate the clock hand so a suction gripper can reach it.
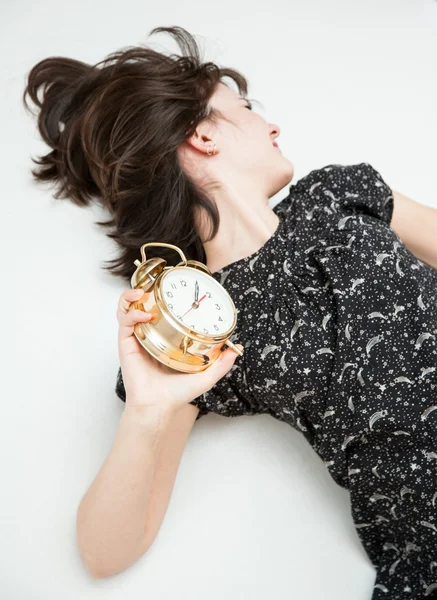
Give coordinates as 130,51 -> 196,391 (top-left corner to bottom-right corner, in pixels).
194,280 -> 199,302
180,294 -> 207,318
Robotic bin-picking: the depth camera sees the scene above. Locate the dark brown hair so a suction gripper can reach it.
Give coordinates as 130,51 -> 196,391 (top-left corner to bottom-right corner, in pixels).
23,26 -> 252,284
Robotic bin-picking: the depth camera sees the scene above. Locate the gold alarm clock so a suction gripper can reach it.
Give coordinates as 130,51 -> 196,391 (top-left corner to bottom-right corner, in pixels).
127,242 -> 244,373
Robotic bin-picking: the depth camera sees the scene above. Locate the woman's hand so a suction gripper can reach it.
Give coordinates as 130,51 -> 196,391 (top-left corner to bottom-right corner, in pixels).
117,288 -> 243,410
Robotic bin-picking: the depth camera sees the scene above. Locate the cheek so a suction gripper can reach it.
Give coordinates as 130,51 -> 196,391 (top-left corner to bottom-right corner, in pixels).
239,111 -> 266,137
226,117 -> 270,164
241,148 -> 274,175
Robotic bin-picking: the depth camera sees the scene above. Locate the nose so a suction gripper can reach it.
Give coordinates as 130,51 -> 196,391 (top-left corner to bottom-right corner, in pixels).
269,123 -> 280,141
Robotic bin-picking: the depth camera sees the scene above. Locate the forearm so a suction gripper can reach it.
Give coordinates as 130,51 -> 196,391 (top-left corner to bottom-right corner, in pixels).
408,207 -> 437,271
423,207 -> 437,271
76,403 -> 176,577
390,190 -> 437,271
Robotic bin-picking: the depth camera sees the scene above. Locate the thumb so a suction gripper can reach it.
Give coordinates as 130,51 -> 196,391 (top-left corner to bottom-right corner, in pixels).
207,344 -> 244,383
187,345 -> 244,402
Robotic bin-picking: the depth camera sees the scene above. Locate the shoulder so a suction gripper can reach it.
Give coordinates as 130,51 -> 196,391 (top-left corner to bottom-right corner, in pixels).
289,162 -> 385,193
286,162 -> 394,227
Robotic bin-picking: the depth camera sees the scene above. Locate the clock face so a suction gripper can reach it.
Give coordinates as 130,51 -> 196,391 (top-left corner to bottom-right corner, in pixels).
159,267 -> 235,336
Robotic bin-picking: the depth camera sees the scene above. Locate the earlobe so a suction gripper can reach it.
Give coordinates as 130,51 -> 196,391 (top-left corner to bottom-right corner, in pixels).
187,131 -> 208,154
206,143 -> 217,156
187,122 -> 220,155
187,132 -> 218,156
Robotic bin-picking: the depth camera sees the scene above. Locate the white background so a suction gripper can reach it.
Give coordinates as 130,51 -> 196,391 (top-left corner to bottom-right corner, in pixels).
1,0 -> 436,598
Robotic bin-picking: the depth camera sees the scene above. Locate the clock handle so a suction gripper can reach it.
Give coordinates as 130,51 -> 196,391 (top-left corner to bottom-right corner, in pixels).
224,340 -> 244,356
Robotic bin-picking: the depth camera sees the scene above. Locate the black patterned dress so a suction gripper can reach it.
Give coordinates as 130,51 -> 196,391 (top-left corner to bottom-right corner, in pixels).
115,163 -> 437,599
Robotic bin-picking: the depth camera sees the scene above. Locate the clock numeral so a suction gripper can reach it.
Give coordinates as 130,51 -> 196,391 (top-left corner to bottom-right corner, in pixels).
214,303 -> 221,310
168,304 -> 173,309
191,324 -> 195,329
166,291 -> 173,298
180,279 -> 187,287
170,283 -> 177,289
206,291 -> 212,298
203,328 -> 209,334
218,316 -> 223,322
214,325 -> 219,331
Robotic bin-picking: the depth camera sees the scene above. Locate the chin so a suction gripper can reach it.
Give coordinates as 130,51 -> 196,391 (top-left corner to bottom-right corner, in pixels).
269,168 -> 294,197
278,161 -> 295,189
284,159 -> 294,179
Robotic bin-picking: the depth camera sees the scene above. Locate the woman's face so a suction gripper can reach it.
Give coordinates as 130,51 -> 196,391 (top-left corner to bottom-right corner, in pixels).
183,82 -> 294,199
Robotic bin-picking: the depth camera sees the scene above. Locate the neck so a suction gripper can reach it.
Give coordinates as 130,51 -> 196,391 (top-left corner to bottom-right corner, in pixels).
202,203 -> 280,274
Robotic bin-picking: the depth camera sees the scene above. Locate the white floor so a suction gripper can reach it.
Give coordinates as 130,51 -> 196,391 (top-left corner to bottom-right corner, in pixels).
1,0 -> 436,598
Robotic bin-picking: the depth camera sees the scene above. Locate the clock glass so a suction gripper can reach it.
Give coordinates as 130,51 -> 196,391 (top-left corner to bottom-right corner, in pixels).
160,267 -> 234,336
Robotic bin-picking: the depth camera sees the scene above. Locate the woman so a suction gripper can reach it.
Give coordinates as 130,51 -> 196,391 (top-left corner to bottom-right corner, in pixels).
23,25 -> 437,599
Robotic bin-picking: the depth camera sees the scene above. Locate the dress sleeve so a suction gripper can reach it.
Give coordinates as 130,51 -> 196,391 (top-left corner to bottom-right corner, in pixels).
115,361 -> 265,421
289,162 -> 394,226
115,366 -> 127,402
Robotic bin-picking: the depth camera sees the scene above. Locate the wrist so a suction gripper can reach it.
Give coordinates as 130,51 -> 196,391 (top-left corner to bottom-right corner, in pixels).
122,401 -> 178,428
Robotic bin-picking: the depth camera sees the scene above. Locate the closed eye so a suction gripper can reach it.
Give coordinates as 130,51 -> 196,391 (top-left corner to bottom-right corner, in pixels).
245,101 -> 253,110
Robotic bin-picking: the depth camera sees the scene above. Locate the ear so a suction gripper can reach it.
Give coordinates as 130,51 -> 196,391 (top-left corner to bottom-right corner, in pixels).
186,125 -> 218,156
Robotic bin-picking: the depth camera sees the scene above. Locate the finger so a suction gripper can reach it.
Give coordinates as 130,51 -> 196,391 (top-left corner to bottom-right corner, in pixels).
205,345 -> 243,382
118,309 -> 157,342
117,288 -> 149,321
